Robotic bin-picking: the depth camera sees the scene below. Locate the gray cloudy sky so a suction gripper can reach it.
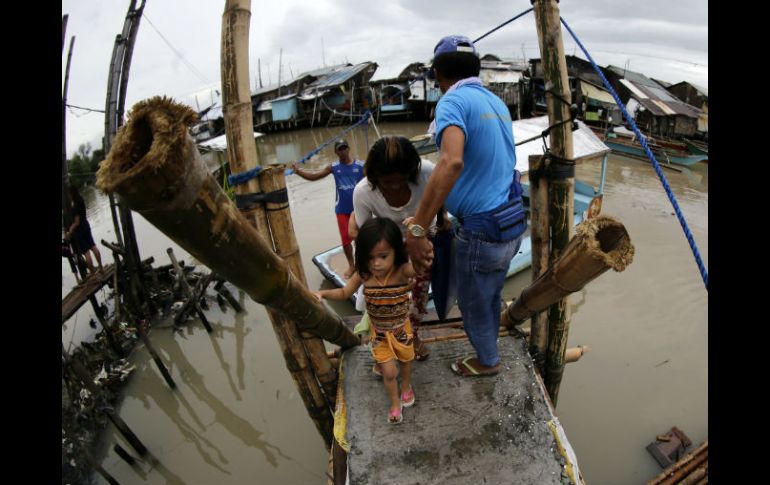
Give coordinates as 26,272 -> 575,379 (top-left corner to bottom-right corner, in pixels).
62,0 -> 707,157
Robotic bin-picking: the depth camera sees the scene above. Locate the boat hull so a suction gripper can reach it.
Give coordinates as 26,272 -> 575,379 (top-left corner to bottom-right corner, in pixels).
605,139 -> 707,166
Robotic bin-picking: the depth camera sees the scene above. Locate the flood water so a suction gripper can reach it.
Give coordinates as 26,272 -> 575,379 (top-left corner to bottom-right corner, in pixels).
63,121 -> 707,484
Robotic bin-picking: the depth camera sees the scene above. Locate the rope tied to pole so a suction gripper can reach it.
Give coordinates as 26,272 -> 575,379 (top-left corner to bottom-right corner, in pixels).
560,16 -> 708,291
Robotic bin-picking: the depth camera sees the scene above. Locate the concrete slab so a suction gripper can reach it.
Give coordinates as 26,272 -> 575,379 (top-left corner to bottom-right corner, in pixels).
342,336 -> 575,484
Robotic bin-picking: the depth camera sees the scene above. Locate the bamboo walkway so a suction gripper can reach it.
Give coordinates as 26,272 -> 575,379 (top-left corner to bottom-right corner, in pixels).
337,314 -> 582,485
61,265 -> 116,324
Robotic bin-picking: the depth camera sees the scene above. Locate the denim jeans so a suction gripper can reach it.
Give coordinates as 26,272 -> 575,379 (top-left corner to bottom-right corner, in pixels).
454,227 -> 523,367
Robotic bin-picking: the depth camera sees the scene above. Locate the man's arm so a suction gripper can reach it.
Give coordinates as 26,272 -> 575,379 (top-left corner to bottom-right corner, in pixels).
406,125 -> 465,272
293,163 -> 332,181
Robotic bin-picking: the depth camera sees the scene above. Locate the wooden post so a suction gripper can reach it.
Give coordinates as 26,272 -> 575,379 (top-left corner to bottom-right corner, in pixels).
62,343 -> 148,456
62,35 -> 75,227
167,248 -> 213,332
532,0 -> 575,407
104,0 -> 147,317
528,155 -> 549,375
260,166 -> 339,408
136,319 -> 177,389
214,278 -> 244,313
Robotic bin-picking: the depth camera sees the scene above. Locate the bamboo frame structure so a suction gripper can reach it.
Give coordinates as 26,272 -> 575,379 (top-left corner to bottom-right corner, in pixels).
259,167 -> 339,408
96,97 -> 359,448
533,0 -> 576,406
219,0 -> 339,445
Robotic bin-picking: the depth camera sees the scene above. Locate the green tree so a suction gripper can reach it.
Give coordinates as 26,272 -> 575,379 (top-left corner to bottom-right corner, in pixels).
68,143 -> 95,188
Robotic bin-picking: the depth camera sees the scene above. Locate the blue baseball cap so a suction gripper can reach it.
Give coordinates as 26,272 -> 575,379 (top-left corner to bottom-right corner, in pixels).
428,35 -> 478,79
433,35 -> 478,58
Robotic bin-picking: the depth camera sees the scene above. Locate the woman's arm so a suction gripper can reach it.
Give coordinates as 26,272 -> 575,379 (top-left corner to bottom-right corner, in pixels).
348,211 -> 359,240
293,163 -> 332,181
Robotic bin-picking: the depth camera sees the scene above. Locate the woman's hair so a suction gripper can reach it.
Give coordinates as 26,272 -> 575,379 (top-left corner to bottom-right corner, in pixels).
432,52 -> 481,83
354,217 -> 408,278
364,136 -> 421,190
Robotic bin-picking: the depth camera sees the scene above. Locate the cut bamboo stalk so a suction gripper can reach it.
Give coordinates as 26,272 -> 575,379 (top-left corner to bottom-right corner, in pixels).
564,345 -> 590,363
501,215 -> 634,326
97,98 -> 358,347
528,155 -> 549,374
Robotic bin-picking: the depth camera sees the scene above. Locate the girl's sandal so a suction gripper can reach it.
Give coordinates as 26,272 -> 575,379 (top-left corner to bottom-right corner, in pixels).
388,404 -> 403,425
401,387 -> 415,407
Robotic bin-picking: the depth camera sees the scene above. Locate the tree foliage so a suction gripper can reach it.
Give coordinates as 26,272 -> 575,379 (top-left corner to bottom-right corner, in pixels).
67,143 -> 104,188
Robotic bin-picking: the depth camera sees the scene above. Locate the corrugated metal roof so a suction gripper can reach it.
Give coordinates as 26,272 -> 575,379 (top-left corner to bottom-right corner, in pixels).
607,65 -> 662,88
273,93 -> 297,102
304,62 -> 377,91
629,81 -> 702,119
692,84 -> 708,97
480,69 -> 522,84
297,89 -> 330,101
580,81 -> 615,105
620,79 -> 648,99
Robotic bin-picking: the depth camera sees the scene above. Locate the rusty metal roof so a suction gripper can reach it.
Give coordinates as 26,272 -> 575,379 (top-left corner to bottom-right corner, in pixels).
304,62 -> 378,91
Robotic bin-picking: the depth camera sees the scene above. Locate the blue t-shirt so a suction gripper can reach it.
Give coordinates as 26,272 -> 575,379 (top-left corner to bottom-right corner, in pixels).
332,159 -> 365,214
434,84 -> 517,217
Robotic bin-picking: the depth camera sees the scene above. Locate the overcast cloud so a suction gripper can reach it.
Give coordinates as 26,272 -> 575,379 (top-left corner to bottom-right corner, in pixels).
61,0 -> 707,157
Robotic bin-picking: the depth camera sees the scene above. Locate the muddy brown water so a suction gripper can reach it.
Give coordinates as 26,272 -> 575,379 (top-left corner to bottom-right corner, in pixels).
62,121 -> 707,484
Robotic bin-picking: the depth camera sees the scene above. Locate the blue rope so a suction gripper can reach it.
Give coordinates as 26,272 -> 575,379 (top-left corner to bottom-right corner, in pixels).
560,17 -> 708,291
232,111 -> 372,183
473,7 -> 534,43
295,110 -> 371,166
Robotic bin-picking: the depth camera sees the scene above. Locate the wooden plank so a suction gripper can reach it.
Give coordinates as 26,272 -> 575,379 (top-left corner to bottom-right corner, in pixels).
61,265 -> 116,323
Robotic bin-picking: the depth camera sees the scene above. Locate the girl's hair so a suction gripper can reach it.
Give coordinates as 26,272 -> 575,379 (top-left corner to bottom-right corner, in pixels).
364,136 -> 421,190
354,217 -> 408,279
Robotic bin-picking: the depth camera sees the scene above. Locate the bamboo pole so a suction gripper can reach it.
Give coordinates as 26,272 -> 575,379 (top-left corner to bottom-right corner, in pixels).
104,0 -> 147,316
648,440 -> 708,485
219,0 -> 337,446
62,35 -> 75,227
564,345 -> 590,363
532,0 -> 575,407
96,97 -> 359,448
259,166 -> 339,408
501,215 -> 633,326
528,154 -> 549,374
136,320 -> 177,389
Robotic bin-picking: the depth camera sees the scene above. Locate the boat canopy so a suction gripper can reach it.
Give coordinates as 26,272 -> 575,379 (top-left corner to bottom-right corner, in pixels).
513,116 -> 610,173
197,131 -> 264,151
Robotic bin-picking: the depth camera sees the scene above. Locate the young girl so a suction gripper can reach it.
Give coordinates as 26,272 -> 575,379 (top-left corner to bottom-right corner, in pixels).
314,217 -> 417,424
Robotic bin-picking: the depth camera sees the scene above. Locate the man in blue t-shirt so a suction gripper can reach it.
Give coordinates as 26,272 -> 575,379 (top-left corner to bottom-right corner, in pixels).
406,35 -> 526,378
294,139 -> 364,278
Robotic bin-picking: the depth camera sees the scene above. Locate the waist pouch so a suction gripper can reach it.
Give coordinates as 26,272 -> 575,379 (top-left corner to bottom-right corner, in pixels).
460,170 -> 526,243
